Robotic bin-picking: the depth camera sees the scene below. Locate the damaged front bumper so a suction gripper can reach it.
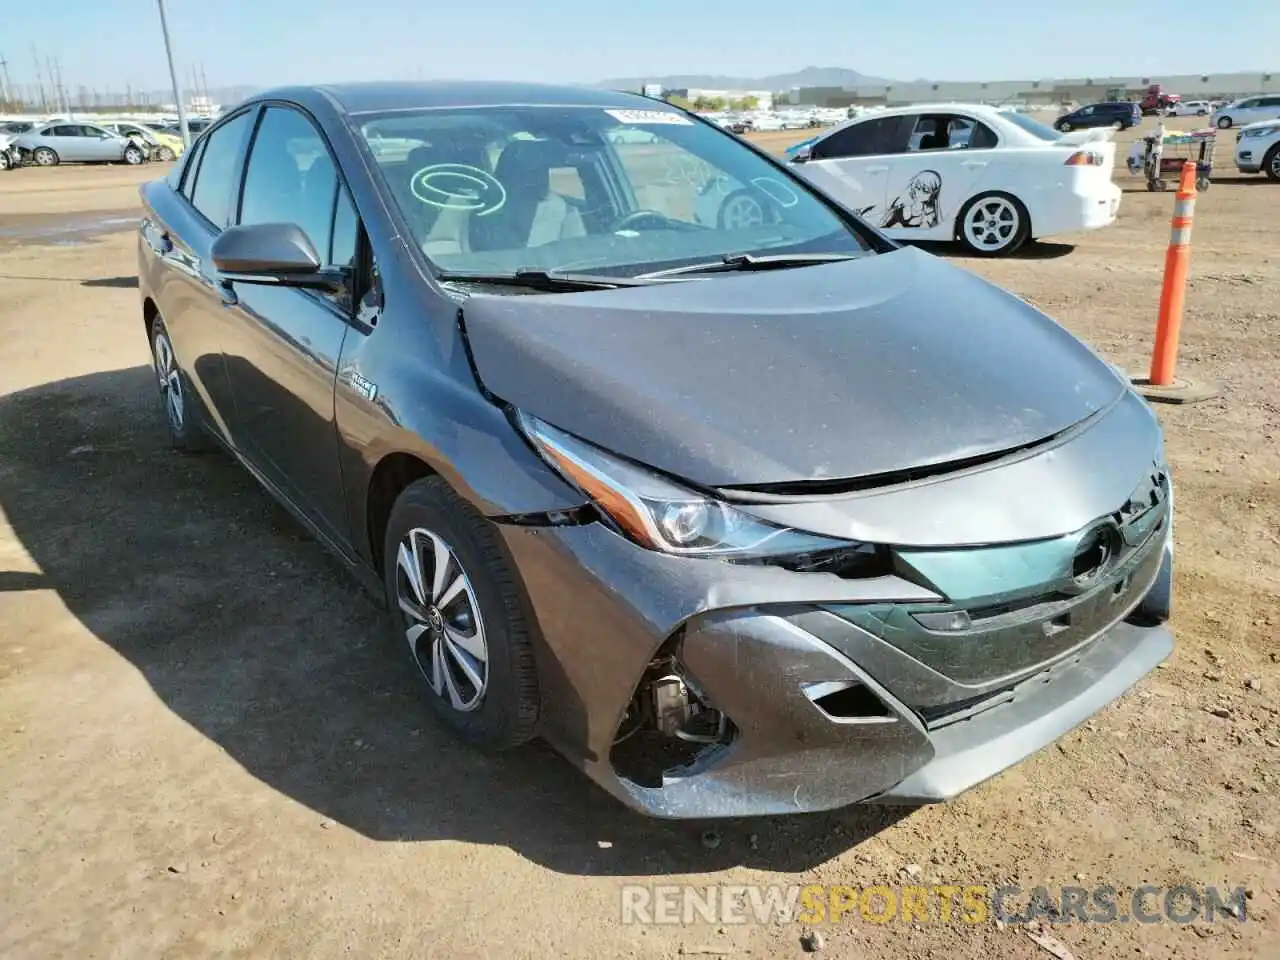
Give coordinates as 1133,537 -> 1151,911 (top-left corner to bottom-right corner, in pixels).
498,498 -> 1173,819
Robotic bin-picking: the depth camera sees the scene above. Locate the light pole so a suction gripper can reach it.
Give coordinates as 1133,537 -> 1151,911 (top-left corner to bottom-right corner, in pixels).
155,0 -> 191,147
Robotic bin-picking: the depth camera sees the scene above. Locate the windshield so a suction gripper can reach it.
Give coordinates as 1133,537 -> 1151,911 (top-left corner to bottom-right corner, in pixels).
999,110 -> 1060,142
358,104 -> 872,278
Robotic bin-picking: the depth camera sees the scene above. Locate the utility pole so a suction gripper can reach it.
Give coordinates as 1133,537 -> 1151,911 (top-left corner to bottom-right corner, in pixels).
32,46 -> 47,113
200,62 -> 209,108
155,0 -> 190,147
55,55 -> 71,117
0,53 -> 11,106
46,56 -> 63,115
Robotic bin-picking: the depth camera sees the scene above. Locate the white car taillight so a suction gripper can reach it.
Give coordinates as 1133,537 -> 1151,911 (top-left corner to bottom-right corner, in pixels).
1064,150 -> 1104,166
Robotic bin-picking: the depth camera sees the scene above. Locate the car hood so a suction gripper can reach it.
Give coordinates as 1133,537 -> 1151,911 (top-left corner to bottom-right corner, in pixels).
460,246 -> 1126,488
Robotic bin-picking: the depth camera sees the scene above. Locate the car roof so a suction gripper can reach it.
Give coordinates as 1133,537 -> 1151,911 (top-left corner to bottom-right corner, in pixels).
249,81 -> 660,116
845,102 -> 1009,120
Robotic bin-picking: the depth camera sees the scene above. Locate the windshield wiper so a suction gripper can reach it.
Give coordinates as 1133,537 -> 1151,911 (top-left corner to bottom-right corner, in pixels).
435,268 -> 652,292
637,251 -> 859,280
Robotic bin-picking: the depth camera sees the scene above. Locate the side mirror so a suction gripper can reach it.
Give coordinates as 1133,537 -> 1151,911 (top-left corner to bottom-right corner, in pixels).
211,223 -> 345,293
790,146 -> 812,164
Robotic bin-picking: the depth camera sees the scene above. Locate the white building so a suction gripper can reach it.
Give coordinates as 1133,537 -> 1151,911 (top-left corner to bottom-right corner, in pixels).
787,71 -> 1278,107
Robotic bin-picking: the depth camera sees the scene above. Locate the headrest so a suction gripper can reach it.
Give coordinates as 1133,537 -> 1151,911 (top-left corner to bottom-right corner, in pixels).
493,139 -> 567,199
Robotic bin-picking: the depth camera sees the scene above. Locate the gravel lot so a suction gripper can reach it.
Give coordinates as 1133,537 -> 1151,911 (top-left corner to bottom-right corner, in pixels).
1,118 -> 1277,959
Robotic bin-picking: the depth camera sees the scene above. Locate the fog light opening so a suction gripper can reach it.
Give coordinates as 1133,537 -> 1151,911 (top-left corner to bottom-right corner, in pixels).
610,645 -> 736,789
806,680 -> 892,720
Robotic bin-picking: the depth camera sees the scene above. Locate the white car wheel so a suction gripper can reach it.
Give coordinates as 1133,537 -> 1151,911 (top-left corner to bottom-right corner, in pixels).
123,145 -> 144,165
33,147 -> 58,166
959,194 -> 1029,256
718,190 -> 766,230
1217,116 -> 1232,129
0,152 -> 8,171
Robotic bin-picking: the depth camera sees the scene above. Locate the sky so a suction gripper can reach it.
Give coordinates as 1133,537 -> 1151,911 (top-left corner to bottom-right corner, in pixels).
2,0 -> 1275,95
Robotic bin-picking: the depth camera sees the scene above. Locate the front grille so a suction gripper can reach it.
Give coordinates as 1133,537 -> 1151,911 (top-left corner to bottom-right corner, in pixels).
826,504 -> 1168,688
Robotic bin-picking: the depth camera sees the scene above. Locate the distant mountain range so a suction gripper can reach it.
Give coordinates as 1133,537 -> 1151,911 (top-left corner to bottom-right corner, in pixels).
595,66 -> 890,92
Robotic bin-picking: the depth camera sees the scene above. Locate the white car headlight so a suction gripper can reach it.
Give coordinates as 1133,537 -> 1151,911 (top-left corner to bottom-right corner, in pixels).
1242,125 -> 1279,139
517,412 -> 866,560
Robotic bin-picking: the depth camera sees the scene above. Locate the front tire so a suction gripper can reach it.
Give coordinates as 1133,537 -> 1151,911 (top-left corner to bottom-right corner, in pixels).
123,144 -> 144,165
149,316 -> 209,452
1059,121 -> 1073,132
383,477 -> 540,751
33,146 -> 58,166
958,192 -> 1030,256
1265,145 -> 1280,182
0,151 -> 8,172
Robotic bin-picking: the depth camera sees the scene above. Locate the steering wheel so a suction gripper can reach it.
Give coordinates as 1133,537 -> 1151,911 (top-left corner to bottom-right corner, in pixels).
611,209 -> 675,232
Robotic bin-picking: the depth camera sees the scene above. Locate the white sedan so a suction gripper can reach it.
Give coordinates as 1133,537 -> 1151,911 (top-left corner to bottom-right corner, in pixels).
778,103 -> 1122,255
1167,100 -> 1211,117
1234,119 -> 1280,180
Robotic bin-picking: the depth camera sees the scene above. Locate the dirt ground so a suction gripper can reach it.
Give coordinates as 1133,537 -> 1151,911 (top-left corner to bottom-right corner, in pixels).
1,117 -> 1277,960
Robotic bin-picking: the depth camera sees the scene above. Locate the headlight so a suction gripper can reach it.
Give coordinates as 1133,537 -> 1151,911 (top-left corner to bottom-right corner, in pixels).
1243,125 -> 1279,139
517,412 -> 861,559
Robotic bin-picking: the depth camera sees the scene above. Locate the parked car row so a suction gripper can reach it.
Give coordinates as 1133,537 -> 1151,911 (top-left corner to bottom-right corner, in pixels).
0,119 -> 184,169
0,114 -> 223,171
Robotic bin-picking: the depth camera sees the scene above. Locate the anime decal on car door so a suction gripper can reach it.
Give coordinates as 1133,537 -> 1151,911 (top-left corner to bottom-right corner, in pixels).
880,170 -> 942,228
853,169 -> 944,230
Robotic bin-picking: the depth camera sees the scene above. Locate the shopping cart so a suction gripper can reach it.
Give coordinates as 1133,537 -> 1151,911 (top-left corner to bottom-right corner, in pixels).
1129,128 -> 1217,191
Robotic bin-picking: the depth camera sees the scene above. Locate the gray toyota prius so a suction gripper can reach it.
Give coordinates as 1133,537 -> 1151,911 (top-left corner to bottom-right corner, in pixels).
137,81 -> 1174,818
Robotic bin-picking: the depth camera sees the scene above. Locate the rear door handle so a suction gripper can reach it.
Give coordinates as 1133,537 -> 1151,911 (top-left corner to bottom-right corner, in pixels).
864,165 -> 890,173
961,160 -> 988,169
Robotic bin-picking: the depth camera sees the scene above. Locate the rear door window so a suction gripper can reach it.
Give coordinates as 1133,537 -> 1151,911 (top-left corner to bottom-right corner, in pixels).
188,110 -> 255,228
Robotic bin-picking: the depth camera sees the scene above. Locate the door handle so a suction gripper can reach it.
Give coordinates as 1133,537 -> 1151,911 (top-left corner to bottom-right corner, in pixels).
864,165 -> 890,173
961,160 -> 988,169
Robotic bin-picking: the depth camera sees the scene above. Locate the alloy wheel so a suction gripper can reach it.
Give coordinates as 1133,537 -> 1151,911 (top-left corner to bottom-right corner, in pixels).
34,148 -> 56,166
152,330 -> 184,430
395,527 -> 489,712
719,193 -> 765,229
124,146 -> 143,165
1269,149 -> 1280,180
963,196 -> 1020,252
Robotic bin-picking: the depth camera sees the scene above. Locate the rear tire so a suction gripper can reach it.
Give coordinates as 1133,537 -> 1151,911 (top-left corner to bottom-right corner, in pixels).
1217,116 -> 1232,129
33,146 -> 58,166
0,152 -> 8,172
958,192 -> 1030,257
155,146 -> 175,162
382,476 -> 540,751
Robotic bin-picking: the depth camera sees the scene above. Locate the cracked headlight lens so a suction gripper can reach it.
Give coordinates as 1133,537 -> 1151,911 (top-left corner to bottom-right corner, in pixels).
516,412 -> 856,558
